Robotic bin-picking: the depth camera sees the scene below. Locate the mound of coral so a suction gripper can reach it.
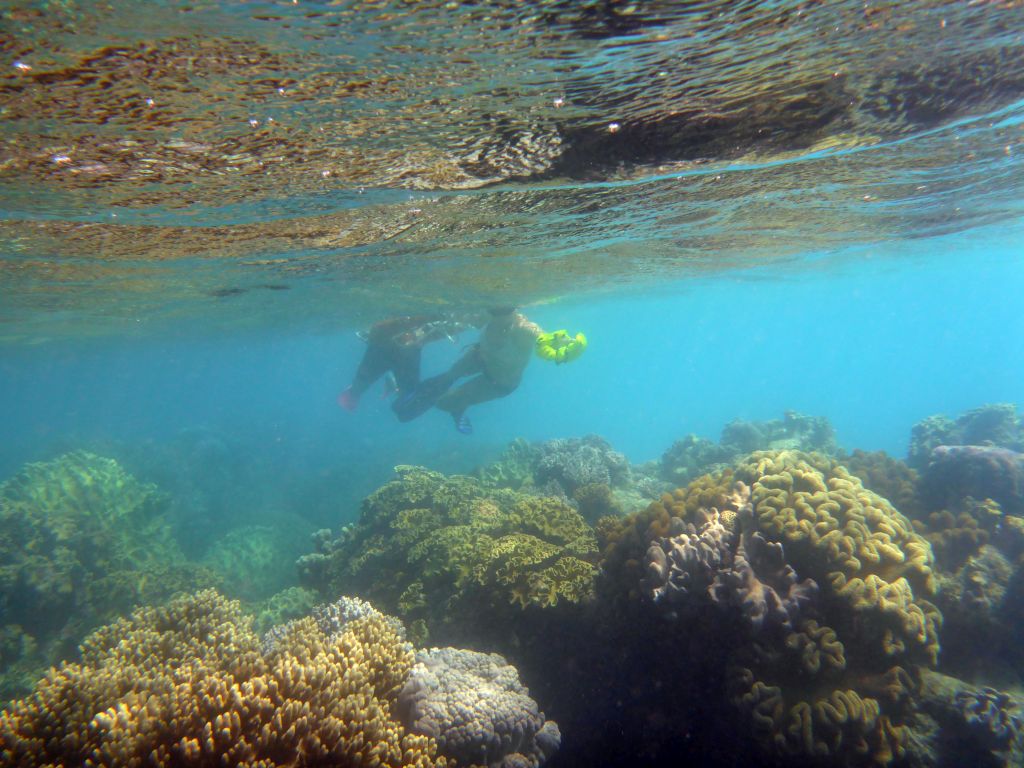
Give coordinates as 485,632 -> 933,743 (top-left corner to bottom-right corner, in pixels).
297,466 -> 598,645
259,597 -> 562,768
0,451 -> 219,701
201,520 -> 315,602
0,589 -> 446,767
604,450 -> 942,767
659,411 -> 838,486
399,647 -> 561,768
474,435 -> 660,520
908,404 -> 1024,471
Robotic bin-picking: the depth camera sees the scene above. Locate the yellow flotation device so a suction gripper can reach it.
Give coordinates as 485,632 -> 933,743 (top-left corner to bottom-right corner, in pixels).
536,330 -> 587,364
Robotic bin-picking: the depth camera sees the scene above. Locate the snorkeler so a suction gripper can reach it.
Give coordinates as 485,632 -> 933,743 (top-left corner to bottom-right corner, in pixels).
393,307 -> 585,434
337,314 -> 481,413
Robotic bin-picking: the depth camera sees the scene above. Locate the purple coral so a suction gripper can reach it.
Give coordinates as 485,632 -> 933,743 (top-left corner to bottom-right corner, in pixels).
644,511 -> 735,603
709,529 -> 817,632
954,687 -> 1023,751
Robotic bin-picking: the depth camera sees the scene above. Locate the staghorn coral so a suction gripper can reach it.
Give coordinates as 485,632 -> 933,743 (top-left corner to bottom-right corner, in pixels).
0,589 -> 445,767
297,467 -> 597,643
398,647 -> 560,768
0,451 -> 219,701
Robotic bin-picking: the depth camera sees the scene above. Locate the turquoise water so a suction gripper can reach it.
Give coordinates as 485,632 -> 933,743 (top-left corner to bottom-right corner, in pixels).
3,2 -> 1024,767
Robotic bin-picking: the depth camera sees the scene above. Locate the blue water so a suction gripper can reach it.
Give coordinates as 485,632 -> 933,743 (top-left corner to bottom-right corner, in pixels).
4,221 -> 1020,491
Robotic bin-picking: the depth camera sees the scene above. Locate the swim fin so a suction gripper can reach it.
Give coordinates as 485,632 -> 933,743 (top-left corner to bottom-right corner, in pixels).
392,373 -> 455,422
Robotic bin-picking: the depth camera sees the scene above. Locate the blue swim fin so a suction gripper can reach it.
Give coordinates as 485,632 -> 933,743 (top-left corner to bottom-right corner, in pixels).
392,373 -> 455,422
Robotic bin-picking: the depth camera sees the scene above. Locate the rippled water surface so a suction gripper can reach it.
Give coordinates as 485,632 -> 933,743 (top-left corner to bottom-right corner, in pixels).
2,0 -> 1023,340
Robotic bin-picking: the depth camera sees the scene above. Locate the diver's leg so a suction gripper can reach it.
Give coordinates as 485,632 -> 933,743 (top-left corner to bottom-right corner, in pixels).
435,375 -> 517,433
339,342 -> 394,410
390,345 -> 422,394
391,346 -> 483,421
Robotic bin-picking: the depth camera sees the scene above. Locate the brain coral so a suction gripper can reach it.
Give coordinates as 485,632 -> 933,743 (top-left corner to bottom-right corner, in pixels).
623,451 -> 942,767
0,589 -> 445,768
297,467 -> 598,642
398,647 -> 561,768
734,450 -> 939,664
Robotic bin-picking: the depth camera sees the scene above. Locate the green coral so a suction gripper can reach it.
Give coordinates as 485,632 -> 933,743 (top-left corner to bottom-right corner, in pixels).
201,519 -> 314,602
0,451 -> 218,701
298,466 -> 598,638
247,586 -> 320,638
474,438 -> 539,490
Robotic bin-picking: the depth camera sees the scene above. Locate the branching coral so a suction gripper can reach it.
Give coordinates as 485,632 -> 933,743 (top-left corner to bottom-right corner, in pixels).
0,589 -> 445,767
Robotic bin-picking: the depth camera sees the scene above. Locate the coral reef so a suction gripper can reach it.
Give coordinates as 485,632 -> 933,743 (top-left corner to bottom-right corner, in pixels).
0,589 -> 445,767
474,439 -> 538,491
919,445 -> 1024,516
659,411 -> 838,486
844,450 -> 921,519
571,482 -> 623,525
533,435 -> 630,497
658,434 -> 735,486
398,647 -> 561,768
297,467 -> 598,643
201,520 -> 314,602
918,670 -> 1024,766
248,586 -> 320,638
0,451 -> 219,701
612,451 -> 942,766
475,436 -> 659,518
261,594 -> 406,656
915,497 -> 1003,570
908,404 -> 1024,471
954,688 -> 1023,752
710,526 -> 819,634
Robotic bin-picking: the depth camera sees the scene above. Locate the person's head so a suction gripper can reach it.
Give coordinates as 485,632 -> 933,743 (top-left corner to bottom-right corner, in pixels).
486,305 -> 518,328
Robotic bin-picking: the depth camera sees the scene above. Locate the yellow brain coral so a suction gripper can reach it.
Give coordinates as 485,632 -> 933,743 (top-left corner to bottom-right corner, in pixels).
735,450 -> 939,664
0,589 -> 445,768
